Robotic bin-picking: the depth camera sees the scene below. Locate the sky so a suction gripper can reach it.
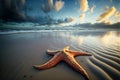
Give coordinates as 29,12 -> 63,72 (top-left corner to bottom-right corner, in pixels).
0,0 -> 120,25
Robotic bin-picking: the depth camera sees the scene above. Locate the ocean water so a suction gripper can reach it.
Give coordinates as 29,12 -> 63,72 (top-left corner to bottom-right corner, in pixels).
0,30 -> 120,80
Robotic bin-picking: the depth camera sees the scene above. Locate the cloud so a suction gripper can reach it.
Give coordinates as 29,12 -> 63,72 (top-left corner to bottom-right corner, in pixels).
115,11 -> 120,17
97,6 -> 116,22
48,0 -> 53,9
41,0 -> 53,13
110,0 -> 112,3
42,0 -> 64,12
79,0 -> 89,12
55,0 -> 64,12
104,6 -> 109,11
90,5 -> 96,13
1,0 -> 26,21
102,20 -> 113,25
20,0 -> 26,7
79,13 -> 85,21
4,0 -> 11,9
119,18 -> 120,22
59,17 -> 77,26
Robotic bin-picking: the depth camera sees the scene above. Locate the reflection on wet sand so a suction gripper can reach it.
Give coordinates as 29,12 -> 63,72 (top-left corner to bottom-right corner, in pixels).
100,31 -> 120,46
59,32 -> 84,46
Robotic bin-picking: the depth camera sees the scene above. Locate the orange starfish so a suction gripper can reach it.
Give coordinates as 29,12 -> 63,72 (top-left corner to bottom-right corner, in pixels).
34,46 -> 92,80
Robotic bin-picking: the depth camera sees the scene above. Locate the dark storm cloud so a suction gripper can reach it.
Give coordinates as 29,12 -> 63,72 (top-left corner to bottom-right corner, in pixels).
0,0 -> 26,21
20,0 -> 25,7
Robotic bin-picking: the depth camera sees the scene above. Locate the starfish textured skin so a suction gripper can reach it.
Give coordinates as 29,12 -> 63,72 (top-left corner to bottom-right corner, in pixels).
34,46 -> 92,80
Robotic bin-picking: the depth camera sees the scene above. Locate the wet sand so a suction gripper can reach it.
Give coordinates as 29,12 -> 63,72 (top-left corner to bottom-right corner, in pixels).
0,30 -> 120,80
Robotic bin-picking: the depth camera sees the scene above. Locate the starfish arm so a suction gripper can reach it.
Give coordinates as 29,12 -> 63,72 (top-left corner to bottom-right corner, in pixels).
64,56 -> 89,80
34,53 -> 62,70
46,49 -> 60,55
63,46 -> 70,50
65,50 -> 92,57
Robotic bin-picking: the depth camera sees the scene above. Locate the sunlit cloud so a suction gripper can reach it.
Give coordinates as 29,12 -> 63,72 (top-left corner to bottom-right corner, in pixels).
79,13 -> 85,21
97,6 -> 116,22
102,20 -> 113,25
117,19 -> 120,22
41,0 -> 53,13
59,17 -> 77,26
119,18 -> 120,22
115,11 -> 120,17
48,0 -> 53,9
100,31 -> 120,46
55,0 -> 64,12
90,5 -> 96,13
79,0 -> 89,12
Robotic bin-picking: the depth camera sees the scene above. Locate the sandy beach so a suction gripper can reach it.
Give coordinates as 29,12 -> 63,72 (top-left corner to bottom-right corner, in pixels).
0,30 -> 120,80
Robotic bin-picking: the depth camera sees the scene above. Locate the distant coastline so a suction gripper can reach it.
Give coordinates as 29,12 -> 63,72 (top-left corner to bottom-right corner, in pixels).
0,20 -> 120,31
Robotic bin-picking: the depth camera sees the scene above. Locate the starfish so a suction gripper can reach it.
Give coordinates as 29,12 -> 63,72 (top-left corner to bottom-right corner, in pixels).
34,46 -> 92,80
